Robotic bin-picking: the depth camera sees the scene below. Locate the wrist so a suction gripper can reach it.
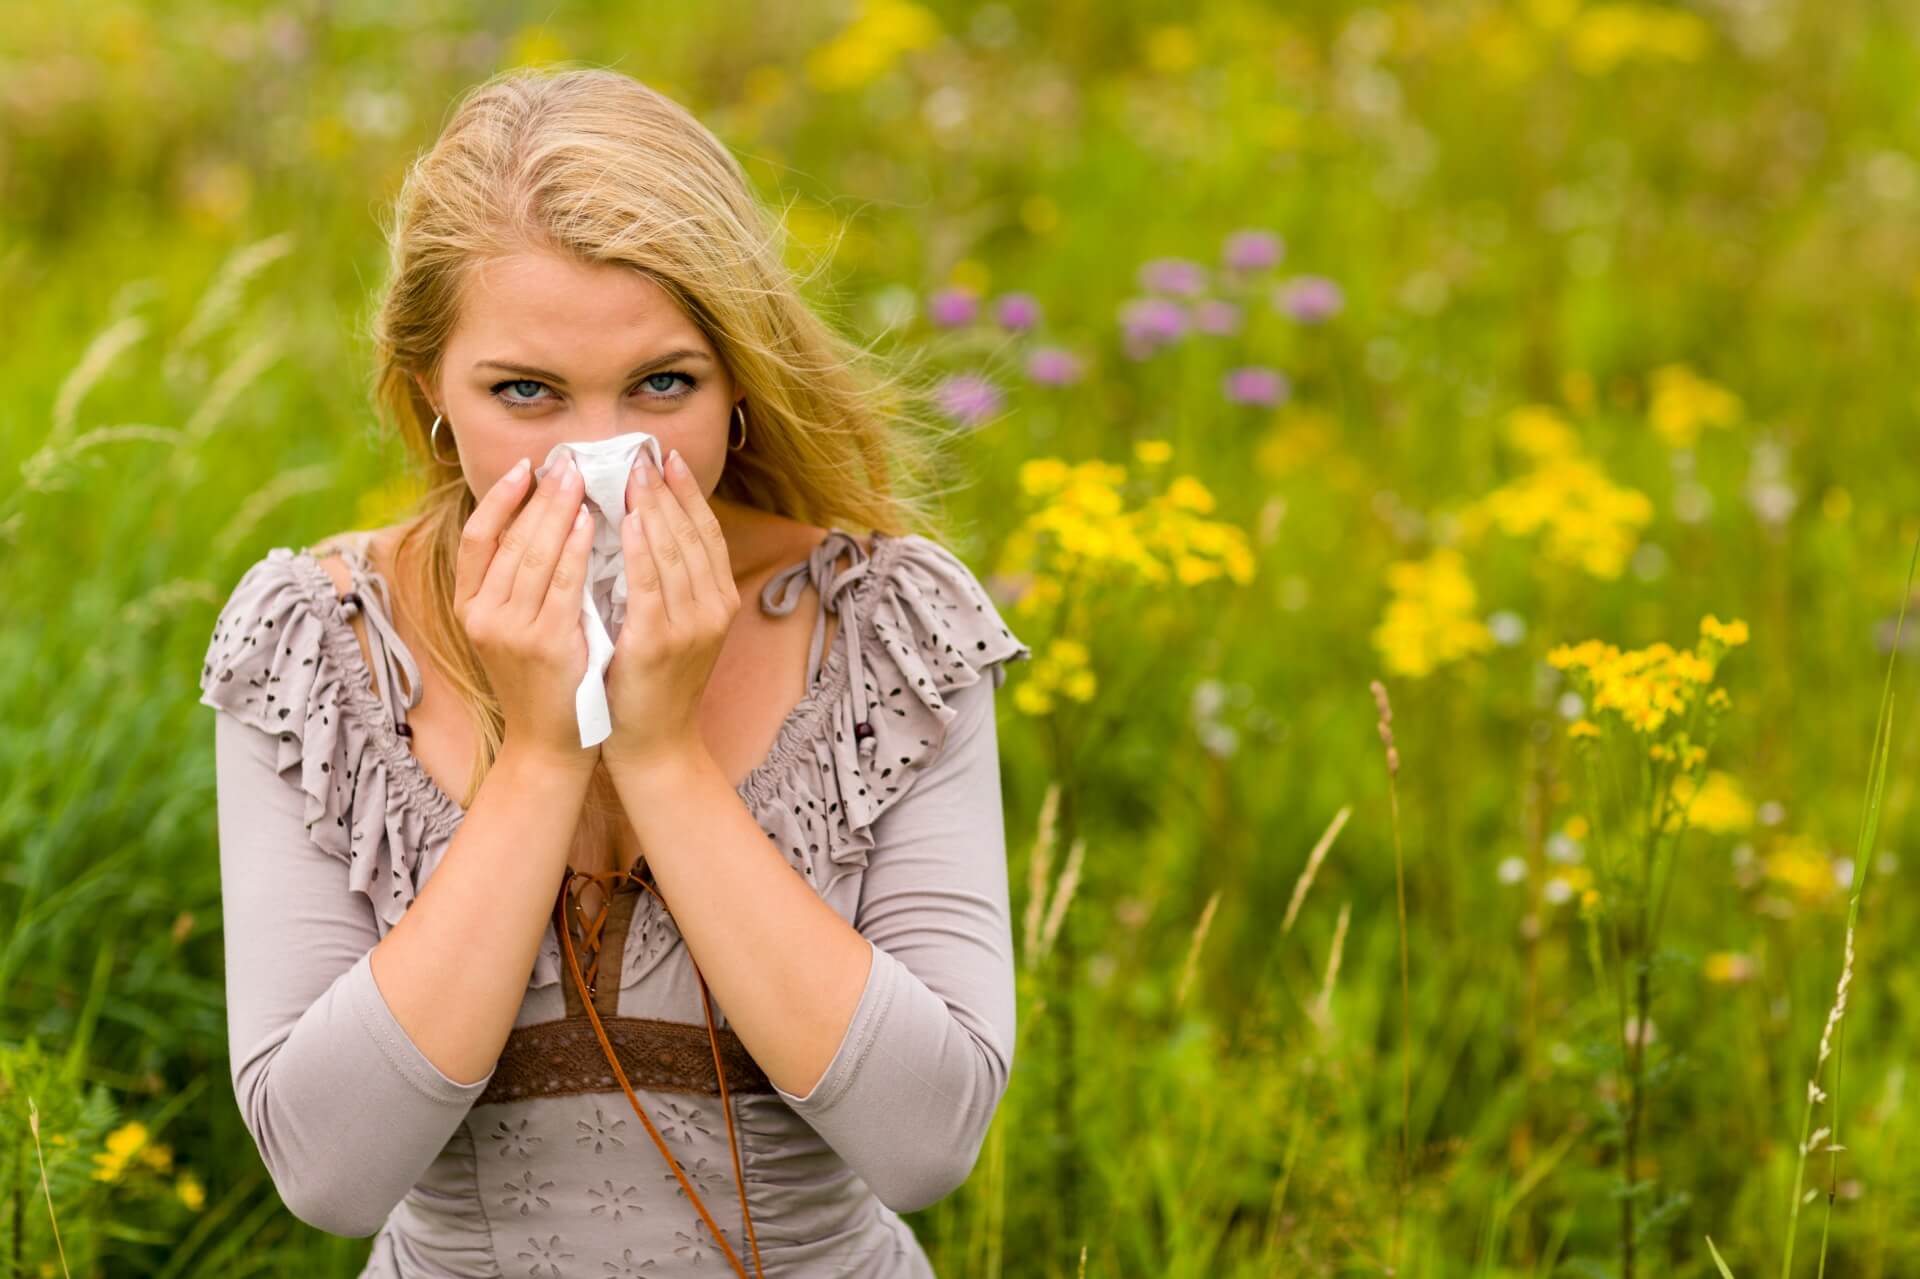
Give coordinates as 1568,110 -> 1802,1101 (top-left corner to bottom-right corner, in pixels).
602,740 -> 720,795
494,739 -> 600,791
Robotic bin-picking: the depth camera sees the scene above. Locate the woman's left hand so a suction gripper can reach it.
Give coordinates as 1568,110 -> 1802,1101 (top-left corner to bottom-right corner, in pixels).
601,446 -> 740,772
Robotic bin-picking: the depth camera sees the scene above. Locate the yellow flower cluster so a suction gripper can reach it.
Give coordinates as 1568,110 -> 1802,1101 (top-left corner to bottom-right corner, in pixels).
1763,833 -> 1839,905
1004,453 -> 1256,611
1011,638 -> 1096,716
1667,769 -> 1753,834
1371,547 -> 1494,678
805,0 -> 941,92
1557,3 -> 1713,76
1648,363 -> 1742,450
1458,405 -> 1654,579
86,1119 -> 206,1211
93,1120 -> 172,1182
1548,613 -> 1747,741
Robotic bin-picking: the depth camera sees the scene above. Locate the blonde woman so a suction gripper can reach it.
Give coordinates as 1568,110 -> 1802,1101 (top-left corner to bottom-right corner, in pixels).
198,66 -> 1029,1278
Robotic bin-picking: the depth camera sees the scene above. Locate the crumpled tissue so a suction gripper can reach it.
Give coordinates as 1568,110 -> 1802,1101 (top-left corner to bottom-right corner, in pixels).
531,431 -> 666,748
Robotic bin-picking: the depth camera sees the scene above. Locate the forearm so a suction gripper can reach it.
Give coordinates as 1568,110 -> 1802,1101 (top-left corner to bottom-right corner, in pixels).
605,748 -> 872,1099
369,743 -> 595,1086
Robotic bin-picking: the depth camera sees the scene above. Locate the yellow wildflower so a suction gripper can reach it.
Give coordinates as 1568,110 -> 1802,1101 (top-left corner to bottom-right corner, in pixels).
93,1121 -> 149,1183
1669,770 -> 1752,834
1569,718 -> 1602,739
1165,475 -> 1216,514
1700,614 -> 1749,647
1762,834 -> 1838,905
1467,437 -> 1653,579
1704,951 -> 1757,983
175,1170 -> 207,1212
1371,547 -> 1494,678
1133,438 -> 1173,466
805,0 -> 942,92
1012,638 -> 1097,716
1647,362 -> 1741,449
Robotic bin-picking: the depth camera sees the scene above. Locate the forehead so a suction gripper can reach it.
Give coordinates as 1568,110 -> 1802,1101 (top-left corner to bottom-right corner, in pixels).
451,250 -> 710,354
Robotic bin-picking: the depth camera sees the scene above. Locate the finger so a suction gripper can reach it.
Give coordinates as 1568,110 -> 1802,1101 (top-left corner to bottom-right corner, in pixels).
656,449 -> 719,606
455,457 -> 532,613
508,456 -> 585,618
478,453 -> 573,613
621,499 -> 668,636
539,502 -> 594,632
661,446 -> 736,609
634,461 -> 695,626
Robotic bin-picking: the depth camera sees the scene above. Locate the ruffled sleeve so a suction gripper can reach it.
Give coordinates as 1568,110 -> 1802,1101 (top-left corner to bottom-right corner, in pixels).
753,532 -> 1029,1210
197,547 -> 460,935
834,531 -> 1031,825
736,530 -> 1033,914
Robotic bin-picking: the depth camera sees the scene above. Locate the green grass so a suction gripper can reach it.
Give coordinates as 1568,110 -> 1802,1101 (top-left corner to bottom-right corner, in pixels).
8,1 -> 1920,1275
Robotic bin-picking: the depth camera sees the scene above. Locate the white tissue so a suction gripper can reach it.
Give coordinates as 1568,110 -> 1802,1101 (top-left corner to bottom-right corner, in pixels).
531,431 -> 666,748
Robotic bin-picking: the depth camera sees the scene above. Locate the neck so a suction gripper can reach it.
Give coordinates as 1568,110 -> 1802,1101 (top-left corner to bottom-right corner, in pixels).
709,496 -> 773,585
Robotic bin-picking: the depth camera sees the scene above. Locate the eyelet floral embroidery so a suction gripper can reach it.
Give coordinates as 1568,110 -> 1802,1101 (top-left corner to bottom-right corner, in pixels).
655,1098 -> 714,1145
601,1247 -> 660,1278
501,1169 -> 554,1216
672,1214 -> 730,1265
516,1233 -> 574,1277
488,1116 -> 541,1159
575,1104 -> 628,1153
586,1178 -> 643,1223
662,1154 -> 729,1199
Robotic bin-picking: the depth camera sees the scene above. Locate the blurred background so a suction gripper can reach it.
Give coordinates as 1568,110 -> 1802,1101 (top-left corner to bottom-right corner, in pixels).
5,1 -> 1920,1275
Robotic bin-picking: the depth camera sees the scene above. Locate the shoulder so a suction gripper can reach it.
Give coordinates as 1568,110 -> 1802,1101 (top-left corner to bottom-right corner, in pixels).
197,545 -> 328,726
197,539 -> 451,931
865,528 -> 1031,694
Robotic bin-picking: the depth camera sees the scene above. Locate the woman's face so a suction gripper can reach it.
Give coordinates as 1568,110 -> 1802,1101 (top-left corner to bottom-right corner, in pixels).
414,249 -> 739,505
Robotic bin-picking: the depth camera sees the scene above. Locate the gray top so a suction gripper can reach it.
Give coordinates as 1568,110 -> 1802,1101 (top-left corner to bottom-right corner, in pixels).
197,525 -> 1031,1277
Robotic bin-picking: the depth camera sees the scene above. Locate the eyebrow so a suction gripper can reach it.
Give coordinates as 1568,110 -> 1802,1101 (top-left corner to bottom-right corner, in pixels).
474,349 -> 714,382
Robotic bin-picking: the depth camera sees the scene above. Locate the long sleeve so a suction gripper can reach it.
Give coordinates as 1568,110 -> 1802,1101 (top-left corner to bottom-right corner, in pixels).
213,709 -> 494,1237
771,674 -> 1018,1214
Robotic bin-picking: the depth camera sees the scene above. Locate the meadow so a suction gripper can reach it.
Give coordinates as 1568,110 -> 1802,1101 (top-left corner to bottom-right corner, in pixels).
6,1 -> 1920,1275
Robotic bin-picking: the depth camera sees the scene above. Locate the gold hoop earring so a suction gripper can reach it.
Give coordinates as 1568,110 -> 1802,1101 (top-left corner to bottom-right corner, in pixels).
728,402 -> 748,452
429,412 -> 459,465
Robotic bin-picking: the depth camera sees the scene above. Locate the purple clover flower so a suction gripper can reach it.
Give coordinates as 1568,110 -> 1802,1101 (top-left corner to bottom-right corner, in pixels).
993,291 -> 1042,332
1223,366 -> 1291,407
1138,256 -> 1208,297
1119,297 -> 1190,359
1222,229 -> 1284,273
1193,299 -> 1243,336
935,372 -> 1004,427
1274,275 -> 1344,323
1026,346 -> 1085,386
926,287 -> 980,328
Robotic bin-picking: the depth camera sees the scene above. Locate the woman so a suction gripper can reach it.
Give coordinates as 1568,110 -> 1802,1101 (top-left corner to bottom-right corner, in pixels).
198,66 -> 1029,1278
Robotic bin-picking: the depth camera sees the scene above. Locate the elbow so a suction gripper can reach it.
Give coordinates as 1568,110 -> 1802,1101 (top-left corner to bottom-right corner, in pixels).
266,1162 -> 396,1238
870,1035 -> 1012,1214
872,1137 -> 990,1215
235,1081 -> 399,1238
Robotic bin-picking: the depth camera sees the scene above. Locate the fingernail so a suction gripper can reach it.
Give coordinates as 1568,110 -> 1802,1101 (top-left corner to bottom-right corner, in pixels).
574,507 -> 588,531
641,453 -> 658,487
509,457 -> 530,480
669,448 -> 687,477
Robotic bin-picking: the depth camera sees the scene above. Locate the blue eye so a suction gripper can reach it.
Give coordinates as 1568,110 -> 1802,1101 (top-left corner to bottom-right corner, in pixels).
488,371 -> 699,408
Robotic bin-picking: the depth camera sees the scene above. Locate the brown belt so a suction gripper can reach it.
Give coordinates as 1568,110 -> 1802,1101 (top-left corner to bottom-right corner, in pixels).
477,1013 -> 773,1104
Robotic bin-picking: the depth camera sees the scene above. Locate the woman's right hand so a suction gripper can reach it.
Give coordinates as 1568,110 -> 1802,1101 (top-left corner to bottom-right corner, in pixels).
454,452 -> 599,772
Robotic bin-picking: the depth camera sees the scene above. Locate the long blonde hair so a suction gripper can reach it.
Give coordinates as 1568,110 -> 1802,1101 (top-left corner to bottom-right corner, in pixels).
362,64 -> 957,816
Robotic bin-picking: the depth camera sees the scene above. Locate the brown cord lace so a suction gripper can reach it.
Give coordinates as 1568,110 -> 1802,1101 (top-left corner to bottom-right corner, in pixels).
555,865 -> 766,1279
